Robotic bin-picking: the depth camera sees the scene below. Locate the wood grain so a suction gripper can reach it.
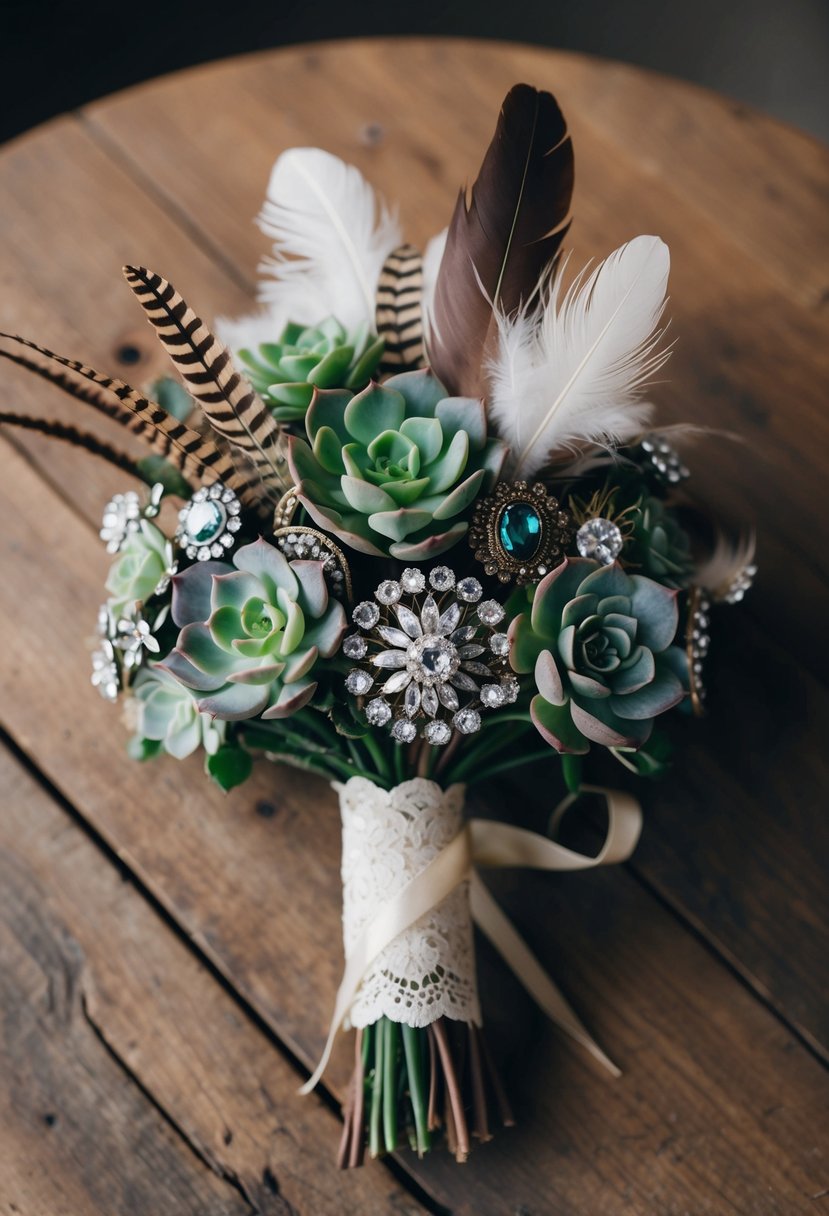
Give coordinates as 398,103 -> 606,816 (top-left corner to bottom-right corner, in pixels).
1,37 -> 828,1215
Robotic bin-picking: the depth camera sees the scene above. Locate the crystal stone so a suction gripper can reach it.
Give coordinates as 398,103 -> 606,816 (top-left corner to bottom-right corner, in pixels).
456,577 -> 483,602
498,501 -> 542,561
453,707 -> 481,735
400,568 -> 426,593
345,669 -> 373,696
375,579 -> 402,605
576,518 -> 623,565
423,720 -> 452,745
342,635 -> 368,659
480,684 -> 506,708
366,698 -> 392,726
392,718 -> 418,743
429,566 -> 455,591
490,632 -> 509,656
478,599 -> 505,626
184,499 -> 226,544
407,635 -> 460,684
353,601 -> 380,629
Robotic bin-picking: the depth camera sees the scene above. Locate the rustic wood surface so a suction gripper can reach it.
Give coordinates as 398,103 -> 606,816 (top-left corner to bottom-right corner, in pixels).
1,37 -> 827,1216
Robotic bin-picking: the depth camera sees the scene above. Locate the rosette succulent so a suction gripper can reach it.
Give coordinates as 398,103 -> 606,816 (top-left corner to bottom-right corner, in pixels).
287,370 -> 507,560
629,497 -> 694,589
162,538 -> 346,719
238,318 -> 384,421
131,666 -> 225,759
106,519 -> 175,614
509,558 -> 687,754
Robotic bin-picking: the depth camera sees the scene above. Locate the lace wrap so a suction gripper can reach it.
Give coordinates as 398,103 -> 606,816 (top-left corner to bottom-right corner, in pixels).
338,776 -> 481,1029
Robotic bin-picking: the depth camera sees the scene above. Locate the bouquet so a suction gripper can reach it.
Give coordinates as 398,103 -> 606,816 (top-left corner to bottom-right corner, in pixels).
0,83 -> 755,1168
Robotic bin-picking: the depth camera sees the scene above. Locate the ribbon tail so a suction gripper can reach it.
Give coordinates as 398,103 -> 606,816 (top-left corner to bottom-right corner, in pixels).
469,871 -> 622,1079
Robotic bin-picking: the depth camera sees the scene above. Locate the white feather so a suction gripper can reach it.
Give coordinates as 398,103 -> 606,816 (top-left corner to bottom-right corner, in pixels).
421,227 -> 447,349
488,235 -> 671,479
214,307 -> 285,354
255,147 -> 402,332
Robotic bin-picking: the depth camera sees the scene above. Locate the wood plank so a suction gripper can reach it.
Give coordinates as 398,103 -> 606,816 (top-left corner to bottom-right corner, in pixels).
0,745 -> 425,1215
2,434 -> 827,1214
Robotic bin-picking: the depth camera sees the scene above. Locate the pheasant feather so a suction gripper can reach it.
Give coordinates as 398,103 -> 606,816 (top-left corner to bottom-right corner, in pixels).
0,411 -> 143,479
427,84 -> 574,397
488,236 -> 671,479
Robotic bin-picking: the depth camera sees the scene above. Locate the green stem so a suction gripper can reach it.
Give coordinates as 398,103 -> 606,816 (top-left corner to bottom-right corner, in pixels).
393,740 -> 407,786
562,752 -> 582,794
402,1024 -> 430,1156
467,747 -> 555,783
382,1019 -> 399,1153
363,731 -> 392,784
369,1020 -> 384,1158
447,721 -> 530,783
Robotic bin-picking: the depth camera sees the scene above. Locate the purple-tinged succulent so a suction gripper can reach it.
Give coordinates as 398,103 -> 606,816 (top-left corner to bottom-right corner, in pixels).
162,538 -> 346,720
287,369 -> 507,561
509,558 -> 687,754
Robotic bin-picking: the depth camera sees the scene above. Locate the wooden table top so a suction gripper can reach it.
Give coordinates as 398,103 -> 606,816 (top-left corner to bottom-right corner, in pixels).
1,37 -> 828,1216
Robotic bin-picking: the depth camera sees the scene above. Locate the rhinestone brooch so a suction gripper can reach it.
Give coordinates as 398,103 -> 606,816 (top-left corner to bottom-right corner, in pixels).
469,481 -> 574,585
343,567 -> 517,743
176,482 -> 243,562
273,525 -> 352,601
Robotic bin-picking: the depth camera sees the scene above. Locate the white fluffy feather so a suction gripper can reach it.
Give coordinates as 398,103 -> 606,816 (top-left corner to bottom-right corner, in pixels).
489,235 -> 671,479
420,227 -> 447,349
256,147 -> 402,332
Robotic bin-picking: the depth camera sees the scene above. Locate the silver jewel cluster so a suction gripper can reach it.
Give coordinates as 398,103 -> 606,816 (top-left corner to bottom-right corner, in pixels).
687,590 -> 711,712
274,527 -> 350,600
100,482 -> 164,554
343,566 -> 517,745
176,481 -> 242,562
90,602 -> 166,701
639,435 -> 690,484
576,518 -> 623,565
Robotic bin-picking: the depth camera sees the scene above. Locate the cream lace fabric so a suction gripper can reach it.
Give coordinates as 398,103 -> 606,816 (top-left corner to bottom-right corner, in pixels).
338,776 -> 481,1029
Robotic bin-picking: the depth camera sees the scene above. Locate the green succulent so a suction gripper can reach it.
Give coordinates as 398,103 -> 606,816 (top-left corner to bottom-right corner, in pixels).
238,318 -> 384,421
131,666 -> 225,759
106,519 -> 174,615
629,497 -> 694,589
163,538 -> 346,720
509,558 -> 687,754
287,370 -> 507,561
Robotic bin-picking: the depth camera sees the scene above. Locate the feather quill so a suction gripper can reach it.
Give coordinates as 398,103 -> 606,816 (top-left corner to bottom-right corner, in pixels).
1,410 -> 144,479
0,332 -> 233,489
256,147 -> 402,332
427,84 -> 574,397
122,266 -> 286,510
489,236 -> 671,479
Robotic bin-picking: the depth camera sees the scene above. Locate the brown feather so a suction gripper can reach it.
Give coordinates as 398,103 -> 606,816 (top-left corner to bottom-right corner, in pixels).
0,332 -> 235,490
0,410 -> 143,479
427,84 -> 574,397
122,266 -> 287,505
1,346 -> 143,431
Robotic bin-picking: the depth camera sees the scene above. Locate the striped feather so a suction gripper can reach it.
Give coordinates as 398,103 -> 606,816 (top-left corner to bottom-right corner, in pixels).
0,332 -> 235,491
1,346 -> 145,432
122,267 -> 287,499
375,243 -> 425,371
0,411 -> 143,479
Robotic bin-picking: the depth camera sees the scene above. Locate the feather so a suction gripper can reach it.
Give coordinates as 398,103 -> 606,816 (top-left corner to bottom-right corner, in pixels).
0,410 -> 143,479
0,332 -> 233,490
1,345 -> 145,432
375,243 -> 425,370
696,530 -> 757,602
427,84 -> 574,397
256,147 -> 402,332
214,308 -> 281,357
420,227 -> 447,354
489,236 -> 671,479
122,266 -> 287,509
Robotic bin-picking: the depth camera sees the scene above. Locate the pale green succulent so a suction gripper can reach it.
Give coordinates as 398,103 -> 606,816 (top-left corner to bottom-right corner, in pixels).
629,497 -> 694,589
163,537 -> 346,720
238,317 -> 384,421
287,370 -> 507,561
131,666 -> 225,759
509,558 -> 688,754
106,519 -> 175,615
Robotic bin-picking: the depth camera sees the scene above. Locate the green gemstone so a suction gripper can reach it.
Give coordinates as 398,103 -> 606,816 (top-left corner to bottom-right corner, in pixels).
498,502 -> 541,561
186,500 -> 225,544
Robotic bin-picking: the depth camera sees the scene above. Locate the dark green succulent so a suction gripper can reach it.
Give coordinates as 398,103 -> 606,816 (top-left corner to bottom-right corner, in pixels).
629,497 -> 694,589
509,558 -> 688,754
237,318 -> 384,421
287,370 -> 507,561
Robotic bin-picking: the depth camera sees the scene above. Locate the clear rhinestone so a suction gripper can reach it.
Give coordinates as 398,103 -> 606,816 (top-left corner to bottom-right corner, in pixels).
392,718 -> 418,743
437,682 -> 459,711
480,684 -> 506,708
197,547 -> 211,561
458,644 -> 486,659
375,579 -> 402,606
421,685 -> 439,717
463,660 -> 494,677
429,566 -> 455,591
396,604 -> 422,638
210,542 -> 224,558
343,635 -> 368,659
500,675 -> 520,704
456,577 -> 483,602
438,601 -> 461,634
383,670 -> 412,694
220,533 -> 234,548
451,625 -> 477,643
208,483 -> 222,499
372,650 -> 408,669
377,625 -> 411,648
576,518 -> 623,565
477,599 -> 505,626
450,671 -> 479,692
490,633 -> 509,656
453,708 -> 481,735
404,683 -> 421,717
400,568 -> 426,593
353,601 -> 380,629
408,634 -> 460,684
420,595 -> 440,633
346,669 -> 373,695
226,516 -> 242,533
366,698 -> 392,726
423,720 -> 452,745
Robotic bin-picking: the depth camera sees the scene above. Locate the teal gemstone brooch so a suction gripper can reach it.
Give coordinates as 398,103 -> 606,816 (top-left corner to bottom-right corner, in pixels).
468,481 -> 574,585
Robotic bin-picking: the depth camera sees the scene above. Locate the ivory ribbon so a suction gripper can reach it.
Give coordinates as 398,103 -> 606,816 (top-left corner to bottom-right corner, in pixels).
300,783 -> 642,1094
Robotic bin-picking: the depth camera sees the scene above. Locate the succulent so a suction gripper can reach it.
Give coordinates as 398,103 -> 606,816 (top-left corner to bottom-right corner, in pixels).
131,666 -> 226,759
162,538 -> 346,720
287,370 -> 507,561
629,497 -> 694,589
106,518 -> 176,615
509,558 -> 687,754
238,318 -> 384,421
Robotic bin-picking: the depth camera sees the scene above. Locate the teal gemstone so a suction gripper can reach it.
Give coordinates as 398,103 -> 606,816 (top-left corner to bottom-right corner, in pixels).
498,502 -> 542,561
186,500 -> 225,544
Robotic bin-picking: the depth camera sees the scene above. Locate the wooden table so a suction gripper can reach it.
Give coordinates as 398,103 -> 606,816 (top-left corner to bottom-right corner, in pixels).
1,38 -> 828,1216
